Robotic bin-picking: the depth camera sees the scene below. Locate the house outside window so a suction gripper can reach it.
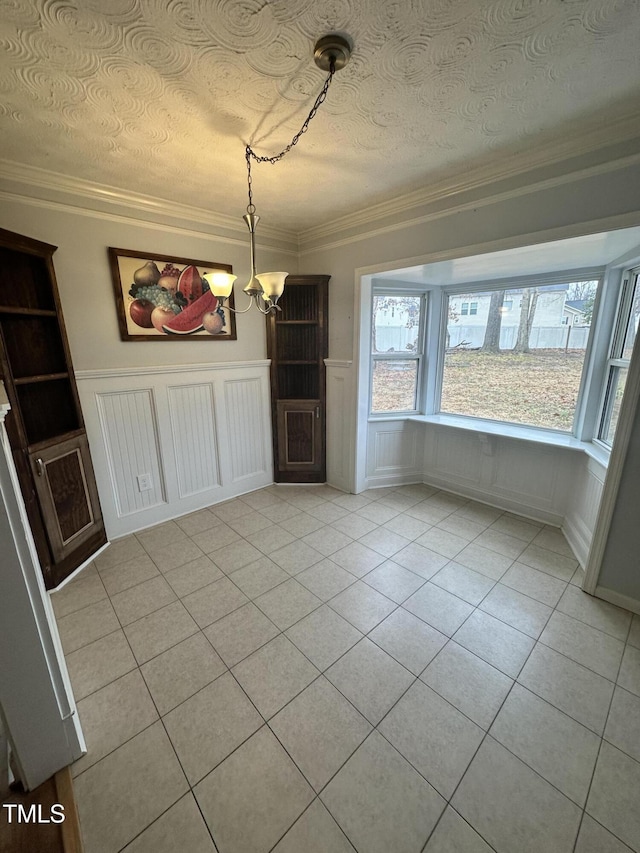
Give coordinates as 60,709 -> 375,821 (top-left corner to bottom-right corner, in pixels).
459,301 -> 478,316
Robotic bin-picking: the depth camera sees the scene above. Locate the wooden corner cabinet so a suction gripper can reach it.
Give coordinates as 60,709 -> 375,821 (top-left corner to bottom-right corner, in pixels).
266,275 -> 329,482
0,228 -> 106,589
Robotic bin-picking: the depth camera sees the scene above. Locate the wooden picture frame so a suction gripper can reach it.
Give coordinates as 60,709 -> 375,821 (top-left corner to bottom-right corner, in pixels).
108,247 -> 237,341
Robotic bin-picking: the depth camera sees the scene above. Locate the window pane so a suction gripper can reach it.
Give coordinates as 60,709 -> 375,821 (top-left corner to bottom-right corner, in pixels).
371,360 -> 418,412
601,366 -> 628,446
372,296 -> 422,354
442,282 -> 596,431
622,276 -> 640,360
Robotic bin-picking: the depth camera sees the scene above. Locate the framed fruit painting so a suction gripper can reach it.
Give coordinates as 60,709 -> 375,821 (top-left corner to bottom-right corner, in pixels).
108,248 -> 237,341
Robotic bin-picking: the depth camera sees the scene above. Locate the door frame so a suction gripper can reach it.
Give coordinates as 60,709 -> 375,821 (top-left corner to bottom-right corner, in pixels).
0,385 -> 85,790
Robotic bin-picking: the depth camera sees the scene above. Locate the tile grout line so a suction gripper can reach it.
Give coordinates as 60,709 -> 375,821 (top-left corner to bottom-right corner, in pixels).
569,616 -> 636,853
55,484 -> 636,853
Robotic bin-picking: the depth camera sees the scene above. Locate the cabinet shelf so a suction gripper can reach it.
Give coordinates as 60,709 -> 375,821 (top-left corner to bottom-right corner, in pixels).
0,305 -> 58,316
14,372 -> 70,385
27,428 -> 85,454
275,320 -> 318,326
278,360 -> 318,365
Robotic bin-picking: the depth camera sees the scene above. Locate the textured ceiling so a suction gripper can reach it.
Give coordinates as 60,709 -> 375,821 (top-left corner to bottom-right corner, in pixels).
1,0 -> 639,232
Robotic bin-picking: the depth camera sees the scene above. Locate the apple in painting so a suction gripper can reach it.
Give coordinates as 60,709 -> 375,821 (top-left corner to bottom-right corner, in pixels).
151,306 -> 175,333
129,298 -> 155,328
203,311 -> 224,334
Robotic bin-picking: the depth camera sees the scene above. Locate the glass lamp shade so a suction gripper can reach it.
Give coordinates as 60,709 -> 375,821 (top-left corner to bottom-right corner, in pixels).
256,271 -> 287,300
203,272 -> 236,299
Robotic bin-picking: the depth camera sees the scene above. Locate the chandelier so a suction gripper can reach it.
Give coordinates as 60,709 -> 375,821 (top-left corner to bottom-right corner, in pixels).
203,35 -> 352,314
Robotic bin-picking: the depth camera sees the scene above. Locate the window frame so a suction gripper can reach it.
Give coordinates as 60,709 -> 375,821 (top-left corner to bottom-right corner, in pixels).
596,266 -> 640,447
369,289 -> 428,416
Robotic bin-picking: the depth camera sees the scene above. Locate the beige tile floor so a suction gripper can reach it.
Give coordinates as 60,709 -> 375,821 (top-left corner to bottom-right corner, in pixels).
51,483 -> 640,853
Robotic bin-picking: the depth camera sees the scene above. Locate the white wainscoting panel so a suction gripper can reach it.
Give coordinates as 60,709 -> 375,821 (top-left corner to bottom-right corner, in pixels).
363,421 -> 583,527
423,425 -> 574,525
491,440 -> 570,516
564,455 -> 606,567
222,377 -> 268,483
168,383 -> 219,497
96,389 -> 165,516
325,360 -> 353,493
366,420 -> 422,488
77,362 -> 273,539
424,427 -> 484,487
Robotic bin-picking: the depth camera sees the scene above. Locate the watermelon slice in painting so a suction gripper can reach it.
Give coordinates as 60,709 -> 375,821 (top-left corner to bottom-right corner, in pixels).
162,290 -> 219,335
177,265 -> 203,303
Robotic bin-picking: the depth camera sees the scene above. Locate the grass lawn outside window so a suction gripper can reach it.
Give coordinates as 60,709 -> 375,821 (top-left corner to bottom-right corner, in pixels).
439,349 -> 586,432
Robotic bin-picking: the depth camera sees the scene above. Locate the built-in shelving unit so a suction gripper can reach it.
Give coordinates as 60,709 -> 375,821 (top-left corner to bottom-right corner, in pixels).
266,275 -> 329,482
0,227 -> 106,589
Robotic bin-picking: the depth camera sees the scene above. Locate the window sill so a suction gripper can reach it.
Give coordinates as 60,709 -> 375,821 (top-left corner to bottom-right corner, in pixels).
406,413 -> 609,467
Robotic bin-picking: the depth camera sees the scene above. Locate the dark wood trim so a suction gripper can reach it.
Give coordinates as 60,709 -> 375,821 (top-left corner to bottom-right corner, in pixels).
0,227 -> 57,257
15,373 -> 70,385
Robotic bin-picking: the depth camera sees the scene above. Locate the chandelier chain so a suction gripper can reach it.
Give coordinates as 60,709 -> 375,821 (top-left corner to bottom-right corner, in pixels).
245,63 -> 335,213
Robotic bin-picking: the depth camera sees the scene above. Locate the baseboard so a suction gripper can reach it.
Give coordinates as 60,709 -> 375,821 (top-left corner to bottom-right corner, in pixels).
362,474 -> 423,491
593,585 -> 640,617
421,474 -> 564,526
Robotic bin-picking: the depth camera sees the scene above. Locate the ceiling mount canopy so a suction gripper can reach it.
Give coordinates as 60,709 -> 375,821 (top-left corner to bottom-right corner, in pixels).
204,34 -> 352,315
313,34 -> 352,72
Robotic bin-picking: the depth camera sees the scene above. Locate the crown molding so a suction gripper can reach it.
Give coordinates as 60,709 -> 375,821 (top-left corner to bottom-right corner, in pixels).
299,151 -> 640,256
299,116 -> 640,248
0,159 -> 297,249
0,189 -> 298,257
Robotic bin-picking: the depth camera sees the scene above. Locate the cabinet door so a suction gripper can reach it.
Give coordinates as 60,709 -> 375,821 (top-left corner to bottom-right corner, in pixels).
276,400 -> 323,476
28,434 -> 104,564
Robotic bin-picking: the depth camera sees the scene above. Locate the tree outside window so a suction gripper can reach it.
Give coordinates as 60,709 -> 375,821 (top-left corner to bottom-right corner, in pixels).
441,281 -> 598,431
